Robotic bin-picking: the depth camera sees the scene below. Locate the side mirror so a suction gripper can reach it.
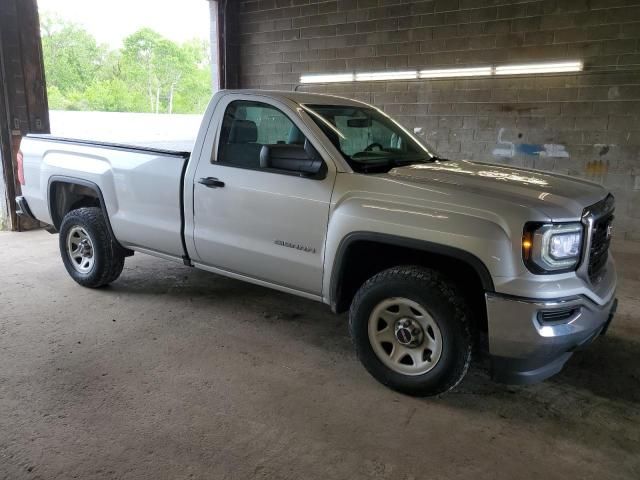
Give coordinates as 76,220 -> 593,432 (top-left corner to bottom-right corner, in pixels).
260,139 -> 325,177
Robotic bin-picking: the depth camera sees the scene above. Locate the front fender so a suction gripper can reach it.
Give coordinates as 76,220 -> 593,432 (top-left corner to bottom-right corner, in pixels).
322,195 -> 518,305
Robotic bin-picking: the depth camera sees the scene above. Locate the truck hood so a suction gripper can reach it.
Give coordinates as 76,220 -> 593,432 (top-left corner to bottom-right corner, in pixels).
387,160 -> 607,220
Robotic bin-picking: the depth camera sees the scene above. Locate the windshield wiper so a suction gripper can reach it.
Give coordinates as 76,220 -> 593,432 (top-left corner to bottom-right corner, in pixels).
391,157 -> 434,167
350,155 -> 442,173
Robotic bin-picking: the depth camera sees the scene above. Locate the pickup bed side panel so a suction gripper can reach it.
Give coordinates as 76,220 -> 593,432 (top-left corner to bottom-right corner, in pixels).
22,138 -> 187,258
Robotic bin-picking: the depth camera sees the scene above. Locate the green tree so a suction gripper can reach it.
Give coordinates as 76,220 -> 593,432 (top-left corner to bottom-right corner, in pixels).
121,29 -> 210,114
172,39 -> 212,114
121,28 -> 163,112
41,13 -> 106,97
46,85 -> 67,110
40,14 -> 211,114
84,79 -> 148,112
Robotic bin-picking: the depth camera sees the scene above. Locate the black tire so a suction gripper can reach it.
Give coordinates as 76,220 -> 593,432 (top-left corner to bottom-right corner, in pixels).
349,266 -> 472,396
59,207 -> 125,288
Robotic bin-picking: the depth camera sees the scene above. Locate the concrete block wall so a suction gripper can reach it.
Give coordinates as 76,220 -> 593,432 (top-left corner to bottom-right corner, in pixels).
233,0 -> 640,242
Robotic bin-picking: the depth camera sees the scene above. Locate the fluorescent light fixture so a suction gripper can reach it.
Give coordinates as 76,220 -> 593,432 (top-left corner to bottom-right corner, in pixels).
495,61 -> 583,75
299,60 -> 584,84
355,70 -> 418,81
419,67 -> 492,78
300,73 -> 354,84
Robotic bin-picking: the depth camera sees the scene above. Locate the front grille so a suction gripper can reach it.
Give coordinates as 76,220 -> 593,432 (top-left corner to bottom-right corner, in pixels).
584,195 -> 615,283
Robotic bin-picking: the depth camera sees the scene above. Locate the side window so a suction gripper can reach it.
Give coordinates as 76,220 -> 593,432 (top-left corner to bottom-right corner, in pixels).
216,100 -> 307,169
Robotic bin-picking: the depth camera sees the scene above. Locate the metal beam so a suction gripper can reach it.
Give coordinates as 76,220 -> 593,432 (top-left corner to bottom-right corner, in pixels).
0,42 -> 14,230
207,0 -> 220,92
213,0 -> 239,90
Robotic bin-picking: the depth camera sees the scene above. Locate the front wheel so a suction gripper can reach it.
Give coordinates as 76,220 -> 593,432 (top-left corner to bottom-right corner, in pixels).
59,207 -> 125,288
349,266 -> 472,396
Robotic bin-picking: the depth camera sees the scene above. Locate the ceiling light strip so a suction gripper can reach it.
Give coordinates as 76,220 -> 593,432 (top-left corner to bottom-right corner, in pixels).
355,71 -> 418,81
494,61 -> 583,75
299,61 -> 583,84
419,67 -> 492,78
300,73 -> 354,84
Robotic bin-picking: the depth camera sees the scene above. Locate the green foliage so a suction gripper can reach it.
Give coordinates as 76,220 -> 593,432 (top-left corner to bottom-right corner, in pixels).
40,13 -> 212,114
46,85 -> 67,110
41,14 -> 106,95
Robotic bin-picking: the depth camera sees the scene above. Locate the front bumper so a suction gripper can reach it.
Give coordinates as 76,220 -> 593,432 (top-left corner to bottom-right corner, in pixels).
486,292 -> 617,385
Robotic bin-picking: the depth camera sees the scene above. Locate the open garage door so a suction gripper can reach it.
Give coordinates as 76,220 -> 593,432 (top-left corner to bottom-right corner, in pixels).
0,0 -> 49,231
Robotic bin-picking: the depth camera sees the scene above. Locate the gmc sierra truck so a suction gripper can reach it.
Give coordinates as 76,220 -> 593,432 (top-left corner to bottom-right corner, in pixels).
16,90 -> 617,396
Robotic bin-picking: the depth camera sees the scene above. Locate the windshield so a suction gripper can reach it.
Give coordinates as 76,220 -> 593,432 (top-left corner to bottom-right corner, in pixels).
302,104 -> 437,173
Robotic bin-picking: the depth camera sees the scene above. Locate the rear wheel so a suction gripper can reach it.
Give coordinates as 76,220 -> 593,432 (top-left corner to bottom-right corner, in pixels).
59,207 -> 125,288
349,266 -> 472,396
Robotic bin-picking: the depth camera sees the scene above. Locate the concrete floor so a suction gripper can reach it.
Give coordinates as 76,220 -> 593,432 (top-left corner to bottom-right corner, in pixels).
0,230 -> 638,480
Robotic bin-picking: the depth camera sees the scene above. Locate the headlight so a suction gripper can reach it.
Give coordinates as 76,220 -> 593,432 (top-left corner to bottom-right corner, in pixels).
522,222 -> 583,273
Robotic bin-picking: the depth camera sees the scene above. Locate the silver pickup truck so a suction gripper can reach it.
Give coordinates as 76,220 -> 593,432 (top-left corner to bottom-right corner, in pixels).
16,90 -> 617,396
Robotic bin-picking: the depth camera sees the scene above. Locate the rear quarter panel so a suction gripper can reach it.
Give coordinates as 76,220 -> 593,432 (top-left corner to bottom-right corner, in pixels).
21,138 -> 187,258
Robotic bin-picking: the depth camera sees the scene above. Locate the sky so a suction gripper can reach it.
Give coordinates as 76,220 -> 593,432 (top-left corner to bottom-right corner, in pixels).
38,0 -> 211,48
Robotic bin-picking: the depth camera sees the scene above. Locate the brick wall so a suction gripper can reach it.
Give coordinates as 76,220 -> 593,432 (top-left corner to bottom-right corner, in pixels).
233,0 -> 640,242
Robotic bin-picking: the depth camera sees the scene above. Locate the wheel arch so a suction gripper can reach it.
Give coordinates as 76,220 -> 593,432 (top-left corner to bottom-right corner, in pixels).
47,176 -> 129,253
329,232 -> 494,317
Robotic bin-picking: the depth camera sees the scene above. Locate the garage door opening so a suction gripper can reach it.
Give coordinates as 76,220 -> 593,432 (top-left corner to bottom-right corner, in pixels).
0,0 -> 228,231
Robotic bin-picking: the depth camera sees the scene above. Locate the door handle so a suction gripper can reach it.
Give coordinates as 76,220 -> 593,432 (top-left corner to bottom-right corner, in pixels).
198,177 -> 225,188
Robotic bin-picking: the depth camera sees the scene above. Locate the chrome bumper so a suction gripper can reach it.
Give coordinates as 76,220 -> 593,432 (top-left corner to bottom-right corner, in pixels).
486,292 -> 617,384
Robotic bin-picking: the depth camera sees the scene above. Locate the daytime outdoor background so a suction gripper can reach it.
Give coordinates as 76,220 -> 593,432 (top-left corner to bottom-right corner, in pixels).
38,0 -> 212,147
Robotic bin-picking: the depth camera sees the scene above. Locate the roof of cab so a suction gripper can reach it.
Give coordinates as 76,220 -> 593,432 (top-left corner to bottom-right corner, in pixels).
219,89 -> 369,107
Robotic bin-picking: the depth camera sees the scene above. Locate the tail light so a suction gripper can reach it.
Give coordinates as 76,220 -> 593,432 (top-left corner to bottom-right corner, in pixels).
16,149 -> 25,185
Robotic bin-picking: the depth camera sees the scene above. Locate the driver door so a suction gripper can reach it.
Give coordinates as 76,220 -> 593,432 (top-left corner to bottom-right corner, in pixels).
191,96 -> 336,296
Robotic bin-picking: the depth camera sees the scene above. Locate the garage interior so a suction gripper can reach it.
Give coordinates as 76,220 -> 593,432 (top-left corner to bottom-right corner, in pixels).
1,0 -> 639,479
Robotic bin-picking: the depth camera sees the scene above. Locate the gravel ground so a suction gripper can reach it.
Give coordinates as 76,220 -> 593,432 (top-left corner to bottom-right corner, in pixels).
0,230 -> 638,480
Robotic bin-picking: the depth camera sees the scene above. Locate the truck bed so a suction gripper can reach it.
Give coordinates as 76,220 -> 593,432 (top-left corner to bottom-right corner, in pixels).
21,135 -> 191,260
